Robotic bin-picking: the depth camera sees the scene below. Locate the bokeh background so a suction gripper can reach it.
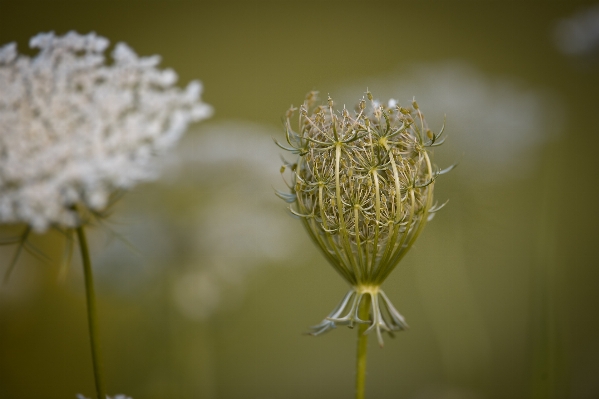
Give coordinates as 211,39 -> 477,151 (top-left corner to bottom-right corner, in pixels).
1,1 -> 599,398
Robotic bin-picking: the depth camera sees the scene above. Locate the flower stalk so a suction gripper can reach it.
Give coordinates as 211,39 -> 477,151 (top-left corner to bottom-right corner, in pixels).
355,292 -> 371,399
76,225 -> 106,399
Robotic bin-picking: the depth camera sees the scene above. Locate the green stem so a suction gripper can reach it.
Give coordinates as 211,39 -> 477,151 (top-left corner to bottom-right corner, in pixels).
76,226 -> 106,399
356,294 -> 372,399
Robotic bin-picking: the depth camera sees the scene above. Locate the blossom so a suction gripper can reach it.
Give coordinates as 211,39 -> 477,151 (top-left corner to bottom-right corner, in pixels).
0,31 -> 212,232
554,3 -> 599,57
277,91 -> 451,345
77,394 -> 132,399
92,122 -> 305,320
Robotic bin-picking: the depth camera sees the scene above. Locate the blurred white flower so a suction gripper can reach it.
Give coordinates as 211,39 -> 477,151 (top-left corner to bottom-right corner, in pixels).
77,394 -> 132,399
167,123 -> 304,320
554,4 -> 599,57
93,122 -> 305,320
336,61 -> 563,181
0,31 -> 212,232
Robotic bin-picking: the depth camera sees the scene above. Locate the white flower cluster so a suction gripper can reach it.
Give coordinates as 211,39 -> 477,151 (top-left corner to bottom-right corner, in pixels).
0,31 -> 212,232
77,395 -> 132,399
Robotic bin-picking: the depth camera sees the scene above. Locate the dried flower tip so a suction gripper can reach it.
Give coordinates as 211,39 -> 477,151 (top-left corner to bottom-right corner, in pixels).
286,106 -> 297,119
306,90 -> 319,102
366,89 -> 373,101
342,106 -> 350,118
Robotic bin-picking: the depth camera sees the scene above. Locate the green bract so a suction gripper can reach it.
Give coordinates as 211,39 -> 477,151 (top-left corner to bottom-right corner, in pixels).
277,91 -> 451,346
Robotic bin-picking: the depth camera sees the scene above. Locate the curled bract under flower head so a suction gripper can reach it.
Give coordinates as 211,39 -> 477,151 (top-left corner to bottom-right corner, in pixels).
277,91 -> 451,345
0,31 -> 212,232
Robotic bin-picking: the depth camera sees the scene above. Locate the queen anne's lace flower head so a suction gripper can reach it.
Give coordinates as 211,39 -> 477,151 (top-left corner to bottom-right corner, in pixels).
277,91 -> 451,345
0,31 -> 212,232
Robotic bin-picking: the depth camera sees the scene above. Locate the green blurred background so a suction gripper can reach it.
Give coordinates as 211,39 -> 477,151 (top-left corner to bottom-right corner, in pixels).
1,1 -> 599,398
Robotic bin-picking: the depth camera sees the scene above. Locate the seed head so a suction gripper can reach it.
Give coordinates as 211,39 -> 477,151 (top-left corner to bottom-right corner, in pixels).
276,91 -> 452,345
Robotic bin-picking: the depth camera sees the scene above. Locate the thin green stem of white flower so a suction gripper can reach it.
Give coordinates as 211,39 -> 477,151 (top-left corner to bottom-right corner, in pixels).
76,226 -> 106,399
355,293 -> 371,399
